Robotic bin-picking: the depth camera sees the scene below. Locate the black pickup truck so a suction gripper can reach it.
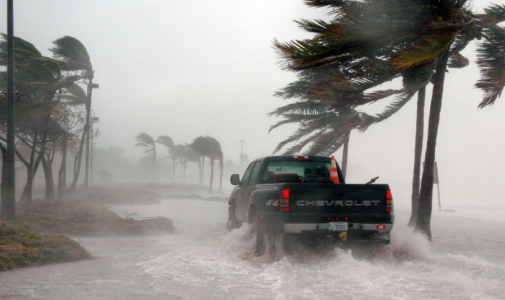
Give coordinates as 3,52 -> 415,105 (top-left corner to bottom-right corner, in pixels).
227,156 -> 394,255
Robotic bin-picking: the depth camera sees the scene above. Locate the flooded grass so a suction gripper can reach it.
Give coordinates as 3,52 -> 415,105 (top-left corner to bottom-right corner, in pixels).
13,199 -> 175,236
0,224 -> 91,271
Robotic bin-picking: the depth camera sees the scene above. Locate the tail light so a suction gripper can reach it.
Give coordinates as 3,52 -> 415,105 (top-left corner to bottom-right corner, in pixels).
385,190 -> 393,213
292,155 -> 309,159
280,188 -> 290,212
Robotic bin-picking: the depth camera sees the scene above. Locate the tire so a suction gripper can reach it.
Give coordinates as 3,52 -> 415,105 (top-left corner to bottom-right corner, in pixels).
253,217 -> 266,256
226,206 -> 240,231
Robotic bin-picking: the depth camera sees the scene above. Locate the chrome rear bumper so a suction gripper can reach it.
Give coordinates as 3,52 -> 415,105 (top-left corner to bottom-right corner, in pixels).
283,222 -> 393,234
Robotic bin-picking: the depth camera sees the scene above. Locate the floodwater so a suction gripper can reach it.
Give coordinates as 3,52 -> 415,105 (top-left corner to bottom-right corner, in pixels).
0,197 -> 504,300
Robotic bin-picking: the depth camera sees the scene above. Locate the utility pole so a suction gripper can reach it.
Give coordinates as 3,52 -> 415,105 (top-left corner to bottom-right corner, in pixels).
4,0 -> 16,220
84,83 -> 98,188
90,115 -> 99,186
239,140 -> 245,174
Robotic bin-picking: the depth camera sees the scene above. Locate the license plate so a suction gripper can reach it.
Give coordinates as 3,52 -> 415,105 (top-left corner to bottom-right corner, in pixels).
329,222 -> 348,232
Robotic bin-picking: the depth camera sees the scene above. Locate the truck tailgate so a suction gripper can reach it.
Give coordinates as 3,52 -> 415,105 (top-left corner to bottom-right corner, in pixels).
288,184 -> 389,222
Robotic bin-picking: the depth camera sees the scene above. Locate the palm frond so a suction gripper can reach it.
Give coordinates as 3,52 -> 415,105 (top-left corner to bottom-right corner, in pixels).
156,136 -> 175,149
50,36 -> 92,74
358,91 -> 416,131
475,25 -> 505,107
478,4 -> 505,27
390,27 -> 461,70
134,133 -> 155,148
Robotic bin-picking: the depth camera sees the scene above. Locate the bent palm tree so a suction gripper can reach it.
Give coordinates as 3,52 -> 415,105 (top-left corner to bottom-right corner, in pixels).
135,133 -> 156,183
274,0 -> 505,240
50,36 -> 94,189
60,84 -> 88,192
190,136 -> 223,193
156,135 -> 174,181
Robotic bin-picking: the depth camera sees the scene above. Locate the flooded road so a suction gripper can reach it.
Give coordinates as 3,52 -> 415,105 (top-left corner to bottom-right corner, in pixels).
1,198 -> 504,300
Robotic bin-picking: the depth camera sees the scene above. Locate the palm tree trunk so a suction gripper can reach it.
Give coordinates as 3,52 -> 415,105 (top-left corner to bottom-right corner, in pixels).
201,156 -> 205,185
179,158 -> 183,182
198,157 -> 202,186
219,157 -> 223,193
70,126 -> 87,191
183,158 -> 187,184
170,157 -> 174,182
209,157 -> 214,194
415,51 -> 450,240
408,87 -> 426,227
152,147 -> 156,183
341,131 -> 350,179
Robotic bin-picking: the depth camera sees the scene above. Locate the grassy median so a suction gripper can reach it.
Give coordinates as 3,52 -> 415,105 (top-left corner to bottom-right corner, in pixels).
0,187 -> 176,271
0,224 -> 91,271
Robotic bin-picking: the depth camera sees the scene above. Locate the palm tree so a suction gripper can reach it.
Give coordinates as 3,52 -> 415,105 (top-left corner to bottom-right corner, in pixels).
60,84 -> 88,192
50,36 -> 94,189
185,147 -> 202,184
208,137 -> 223,193
189,136 -> 223,193
156,135 -> 174,181
135,133 -> 156,183
274,0 -> 505,240
0,35 -> 79,208
170,144 -> 188,182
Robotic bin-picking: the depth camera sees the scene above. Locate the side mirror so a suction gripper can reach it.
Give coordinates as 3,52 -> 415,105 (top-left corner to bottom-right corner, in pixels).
230,174 -> 240,186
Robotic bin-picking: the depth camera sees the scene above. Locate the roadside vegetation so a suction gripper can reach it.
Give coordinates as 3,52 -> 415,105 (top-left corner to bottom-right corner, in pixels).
0,186 -> 176,272
0,224 -> 91,271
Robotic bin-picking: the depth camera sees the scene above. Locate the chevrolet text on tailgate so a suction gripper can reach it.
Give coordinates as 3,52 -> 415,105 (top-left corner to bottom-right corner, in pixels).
227,155 -> 394,255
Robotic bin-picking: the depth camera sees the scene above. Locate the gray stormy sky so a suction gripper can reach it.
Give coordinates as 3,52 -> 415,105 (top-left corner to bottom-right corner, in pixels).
1,0 -> 504,208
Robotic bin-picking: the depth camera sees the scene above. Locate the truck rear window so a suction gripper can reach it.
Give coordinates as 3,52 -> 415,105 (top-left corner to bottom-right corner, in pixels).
260,160 -> 331,183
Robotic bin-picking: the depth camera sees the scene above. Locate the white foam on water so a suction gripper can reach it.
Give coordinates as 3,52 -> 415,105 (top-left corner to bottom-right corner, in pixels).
115,199 -> 505,299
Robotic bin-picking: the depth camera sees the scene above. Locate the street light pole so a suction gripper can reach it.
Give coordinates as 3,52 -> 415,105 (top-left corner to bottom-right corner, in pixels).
90,116 -> 99,186
4,0 -> 16,220
84,83 -> 99,189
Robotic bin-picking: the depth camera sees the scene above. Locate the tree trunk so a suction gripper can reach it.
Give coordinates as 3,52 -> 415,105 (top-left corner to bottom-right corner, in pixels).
172,158 -> 176,183
70,126 -> 87,191
58,137 -> 67,198
18,132 -> 45,206
0,142 -> 7,219
19,148 -> 43,206
183,158 -> 187,184
41,154 -> 55,200
341,131 -> 350,179
152,147 -> 156,183
415,51 -> 450,240
179,158 -> 183,182
219,157 -> 223,193
201,156 -> 205,185
198,157 -> 202,186
209,157 -> 214,194
408,87 -> 426,227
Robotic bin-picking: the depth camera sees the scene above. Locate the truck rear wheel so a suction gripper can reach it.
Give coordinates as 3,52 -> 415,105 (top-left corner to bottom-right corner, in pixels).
253,218 -> 266,256
226,207 -> 240,231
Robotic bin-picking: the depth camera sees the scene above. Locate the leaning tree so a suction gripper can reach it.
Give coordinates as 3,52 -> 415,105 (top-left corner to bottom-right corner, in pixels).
135,133 -> 157,183
50,36 -> 95,189
274,0 -> 505,239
